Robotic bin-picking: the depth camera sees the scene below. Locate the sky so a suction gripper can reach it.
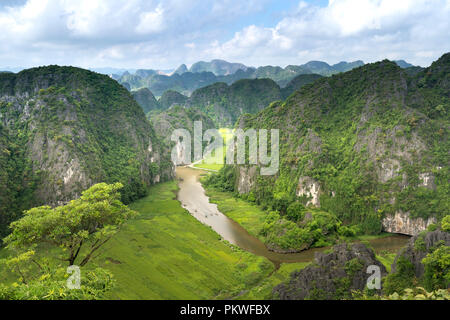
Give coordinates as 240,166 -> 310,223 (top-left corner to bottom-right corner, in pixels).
0,0 -> 449,70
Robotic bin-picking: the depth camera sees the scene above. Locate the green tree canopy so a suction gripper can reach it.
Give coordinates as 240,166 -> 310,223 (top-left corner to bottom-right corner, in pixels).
1,183 -> 136,300
4,182 -> 138,266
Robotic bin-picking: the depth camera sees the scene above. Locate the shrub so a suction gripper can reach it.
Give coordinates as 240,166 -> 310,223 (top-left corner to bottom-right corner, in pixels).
286,202 -> 306,222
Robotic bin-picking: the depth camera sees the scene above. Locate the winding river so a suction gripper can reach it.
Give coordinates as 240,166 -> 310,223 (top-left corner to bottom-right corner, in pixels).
176,166 -> 410,267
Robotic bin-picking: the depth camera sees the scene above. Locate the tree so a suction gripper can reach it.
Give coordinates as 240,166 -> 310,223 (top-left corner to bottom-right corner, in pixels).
286,202 -> 306,222
1,183 -> 136,300
422,245 -> 450,291
4,182 -> 137,267
0,250 -> 114,300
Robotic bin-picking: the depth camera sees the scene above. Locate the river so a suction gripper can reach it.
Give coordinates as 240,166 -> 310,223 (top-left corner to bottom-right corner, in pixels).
176,166 -> 410,267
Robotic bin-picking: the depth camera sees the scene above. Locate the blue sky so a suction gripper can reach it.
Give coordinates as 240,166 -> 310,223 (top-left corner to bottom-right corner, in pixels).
0,0 -> 449,70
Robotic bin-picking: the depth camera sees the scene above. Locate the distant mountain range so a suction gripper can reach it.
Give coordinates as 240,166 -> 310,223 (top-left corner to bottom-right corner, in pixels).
1,59 -> 420,98
132,73 -> 323,127
114,59 -> 420,96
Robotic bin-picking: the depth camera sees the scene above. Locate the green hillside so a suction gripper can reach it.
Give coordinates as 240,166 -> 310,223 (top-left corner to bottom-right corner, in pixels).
131,88 -> 161,113
188,78 -> 282,127
206,54 -> 449,251
0,66 -> 173,238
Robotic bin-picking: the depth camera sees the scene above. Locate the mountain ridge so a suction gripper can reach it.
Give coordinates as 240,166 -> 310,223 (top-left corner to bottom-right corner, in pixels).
206,54 -> 449,252
0,65 -> 174,238
116,59 -> 371,96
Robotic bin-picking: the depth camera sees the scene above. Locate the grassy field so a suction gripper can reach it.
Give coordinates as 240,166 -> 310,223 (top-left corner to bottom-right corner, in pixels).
238,262 -> 309,299
92,180 -> 274,300
205,187 -> 268,242
194,128 -> 233,171
0,179 -> 400,300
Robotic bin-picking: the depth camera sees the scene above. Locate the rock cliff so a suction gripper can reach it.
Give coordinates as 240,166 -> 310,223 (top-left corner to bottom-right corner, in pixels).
274,243 -> 387,299
0,66 -> 174,237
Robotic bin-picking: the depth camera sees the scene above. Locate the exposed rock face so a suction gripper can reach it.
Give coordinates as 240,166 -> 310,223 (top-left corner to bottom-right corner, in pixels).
296,176 -> 321,207
382,211 -> 436,236
232,55 -> 450,237
418,172 -> 435,189
0,66 -> 174,235
174,138 -> 188,165
391,230 -> 450,278
237,166 -> 257,194
274,243 -> 387,300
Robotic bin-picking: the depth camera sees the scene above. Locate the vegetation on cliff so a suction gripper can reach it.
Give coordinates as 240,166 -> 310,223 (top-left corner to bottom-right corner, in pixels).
0,66 -> 173,239
383,226 -> 450,294
219,54 -> 447,240
187,79 -> 282,127
158,90 -> 188,109
131,88 -> 161,114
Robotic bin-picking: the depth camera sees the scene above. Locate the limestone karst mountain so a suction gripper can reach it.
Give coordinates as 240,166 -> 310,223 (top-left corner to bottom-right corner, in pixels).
0,66 -> 174,237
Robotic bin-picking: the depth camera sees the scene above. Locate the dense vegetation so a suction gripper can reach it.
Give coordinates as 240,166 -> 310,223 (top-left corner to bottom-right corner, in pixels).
204,181 -> 351,252
0,66 -> 173,239
383,225 -> 450,294
149,105 -> 216,161
1,54 -> 445,302
158,90 -> 188,109
0,180 -> 275,300
281,74 -> 323,99
187,79 -> 283,127
0,183 -> 132,300
161,75 -> 321,128
131,88 -> 162,114
205,53 -> 449,250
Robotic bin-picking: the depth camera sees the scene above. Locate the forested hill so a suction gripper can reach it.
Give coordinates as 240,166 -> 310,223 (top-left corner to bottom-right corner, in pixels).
0,66 -> 174,238
208,54 -> 449,251
150,105 -> 215,152
115,60 -> 366,96
187,79 -> 282,127
154,75 -> 320,127
131,88 -> 161,114
159,90 -> 189,109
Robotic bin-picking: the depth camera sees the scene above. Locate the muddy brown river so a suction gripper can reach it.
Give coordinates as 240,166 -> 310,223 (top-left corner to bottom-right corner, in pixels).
176,166 -> 410,267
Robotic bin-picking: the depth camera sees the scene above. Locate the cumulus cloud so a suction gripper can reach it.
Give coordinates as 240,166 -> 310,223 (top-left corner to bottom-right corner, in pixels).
207,0 -> 450,67
135,4 -> 165,34
0,0 -> 448,69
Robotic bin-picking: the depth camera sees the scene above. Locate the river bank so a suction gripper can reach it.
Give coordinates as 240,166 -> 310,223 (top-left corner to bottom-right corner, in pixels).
205,184 -> 410,253
94,180 -> 274,299
0,168 -> 411,300
176,167 -> 410,267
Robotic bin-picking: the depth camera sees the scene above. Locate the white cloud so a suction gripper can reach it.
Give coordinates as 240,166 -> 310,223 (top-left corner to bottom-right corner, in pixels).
0,0 -> 448,69
135,4 -> 165,34
207,0 -> 450,67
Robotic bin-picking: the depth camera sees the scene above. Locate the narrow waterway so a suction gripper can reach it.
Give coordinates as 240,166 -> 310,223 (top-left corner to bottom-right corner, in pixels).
176,166 -> 409,267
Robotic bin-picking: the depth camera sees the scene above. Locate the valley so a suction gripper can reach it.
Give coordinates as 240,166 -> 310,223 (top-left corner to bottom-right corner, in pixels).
0,0 -> 449,306
0,54 -> 448,301
88,166 -> 410,299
